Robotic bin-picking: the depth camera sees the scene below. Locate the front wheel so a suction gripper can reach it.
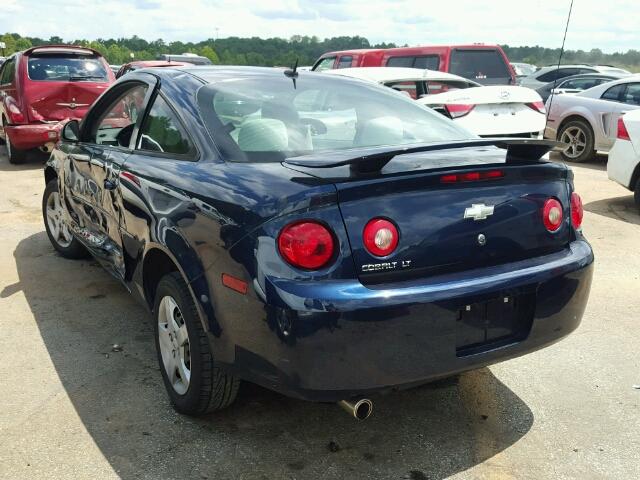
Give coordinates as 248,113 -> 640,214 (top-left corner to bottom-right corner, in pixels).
42,179 -> 88,258
558,120 -> 596,163
154,272 -> 240,415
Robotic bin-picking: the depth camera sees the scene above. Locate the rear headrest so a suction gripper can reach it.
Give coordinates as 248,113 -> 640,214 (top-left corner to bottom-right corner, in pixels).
237,118 -> 288,151
357,116 -> 404,146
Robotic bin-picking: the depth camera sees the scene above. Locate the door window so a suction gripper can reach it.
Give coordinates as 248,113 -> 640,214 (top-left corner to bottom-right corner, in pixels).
538,68 -> 581,83
0,57 -> 15,84
560,78 -> 601,90
336,56 -> 353,69
601,84 -> 625,102
622,83 -> 640,106
313,57 -> 336,71
91,83 -> 149,147
137,95 -> 193,155
386,56 -> 440,70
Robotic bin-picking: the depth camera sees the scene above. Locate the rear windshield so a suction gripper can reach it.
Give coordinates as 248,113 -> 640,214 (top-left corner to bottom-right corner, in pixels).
27,54 -> 109,82
197,73 -> 474,163
449,49 -> 510,82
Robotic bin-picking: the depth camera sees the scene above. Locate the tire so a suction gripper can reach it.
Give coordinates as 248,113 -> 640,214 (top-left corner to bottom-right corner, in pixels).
558,119 -> 596,163
3,118 -> 27,164
42,179 -> 88,259
154,272 -> 240,415
634,177 -> 640,208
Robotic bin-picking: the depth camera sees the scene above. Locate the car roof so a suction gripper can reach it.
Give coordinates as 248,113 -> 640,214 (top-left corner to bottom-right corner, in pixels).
324,67 -> 478,84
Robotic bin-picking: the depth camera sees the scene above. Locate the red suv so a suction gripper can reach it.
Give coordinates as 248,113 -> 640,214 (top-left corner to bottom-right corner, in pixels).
0,45 -> 114,163
312,44 -> 516,86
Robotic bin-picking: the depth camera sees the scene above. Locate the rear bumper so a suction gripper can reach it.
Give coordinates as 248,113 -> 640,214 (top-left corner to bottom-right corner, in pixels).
607,139 -> 638,190
5,122 -> 64,150
215,240 -> 594,402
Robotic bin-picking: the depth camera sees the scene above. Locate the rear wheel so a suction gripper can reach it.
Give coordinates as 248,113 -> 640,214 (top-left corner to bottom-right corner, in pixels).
154,272 -> 240,415
558,120 -> 595,163
42,179 -> 88,259
5,132 -> 27,164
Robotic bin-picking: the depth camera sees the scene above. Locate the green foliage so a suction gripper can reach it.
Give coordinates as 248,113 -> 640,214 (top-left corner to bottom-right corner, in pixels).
1,32 -> 639,72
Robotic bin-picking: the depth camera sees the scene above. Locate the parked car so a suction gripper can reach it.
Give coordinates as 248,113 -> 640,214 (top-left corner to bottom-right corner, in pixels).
312,44 -> 517,85
594,65 -> 632,75
545,76 -> 640,162
607,109 -> 640,205
520,65 -> 606,89
327,67 -> 546,138
43,66 -> 593,418
536,72 -> 625,102
511,62 -> 537,79
116,60 -> 191,78
157,53 -> 211,65
109,64 -> 121,75
0,45 -> 114,163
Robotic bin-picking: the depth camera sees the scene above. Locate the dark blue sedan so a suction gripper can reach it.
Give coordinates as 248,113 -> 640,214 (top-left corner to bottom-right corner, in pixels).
43,66 -> 593,420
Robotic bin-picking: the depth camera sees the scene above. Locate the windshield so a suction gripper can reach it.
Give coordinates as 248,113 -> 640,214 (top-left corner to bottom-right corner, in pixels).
197,73 -> 474,162
28,54 -> 109,82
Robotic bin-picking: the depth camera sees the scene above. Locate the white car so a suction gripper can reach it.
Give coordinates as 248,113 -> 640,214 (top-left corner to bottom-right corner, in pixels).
544,75 -> 640,162
326,67 -> 546,138
608,109 -> 640,205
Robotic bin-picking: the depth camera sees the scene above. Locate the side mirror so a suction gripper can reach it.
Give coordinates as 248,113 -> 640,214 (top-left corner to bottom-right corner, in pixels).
61,120 -> 80,143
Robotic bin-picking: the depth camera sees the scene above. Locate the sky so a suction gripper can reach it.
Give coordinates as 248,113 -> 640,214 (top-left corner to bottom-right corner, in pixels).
1,0 -> 639,53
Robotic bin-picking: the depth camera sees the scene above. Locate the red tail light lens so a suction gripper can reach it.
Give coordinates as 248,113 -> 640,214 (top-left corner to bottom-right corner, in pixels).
542,198 -> 563,232
617,117 -> 630,140
526,101 -> 546,114
363,218 -> 399,257
7,103 -> 25,123
445,104 -> 475,118
440,170 -> 504,183
570,192 -> 583,229
278,221 -> 335,270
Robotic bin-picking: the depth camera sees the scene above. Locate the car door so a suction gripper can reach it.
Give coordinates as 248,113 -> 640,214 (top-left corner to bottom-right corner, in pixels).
65,79 -> 154,278
602,82 -> 640,146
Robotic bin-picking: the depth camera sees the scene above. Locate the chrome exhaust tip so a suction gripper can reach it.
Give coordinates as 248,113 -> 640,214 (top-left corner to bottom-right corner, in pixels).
338,398 -> 373,420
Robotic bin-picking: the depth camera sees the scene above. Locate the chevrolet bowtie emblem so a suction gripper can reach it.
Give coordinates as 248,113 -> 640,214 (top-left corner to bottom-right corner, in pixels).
464,203 -> 495,221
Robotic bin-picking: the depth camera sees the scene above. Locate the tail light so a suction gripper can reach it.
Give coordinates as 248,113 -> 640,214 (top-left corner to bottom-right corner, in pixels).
617,117 -> 630,140
363,218 -> 399,257
445,104 -> 475,118
570,192 -> 583,230
526,101 -> 546,114
441,170 -> 504,183
542,198 -> 563,232
7,103 -> 25,123
277,221 -> 335,270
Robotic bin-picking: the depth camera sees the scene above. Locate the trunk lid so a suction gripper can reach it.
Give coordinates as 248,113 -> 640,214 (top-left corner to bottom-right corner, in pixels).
419,85 -> 542,106
285,144 -> 571,284
24,80 -> 110,122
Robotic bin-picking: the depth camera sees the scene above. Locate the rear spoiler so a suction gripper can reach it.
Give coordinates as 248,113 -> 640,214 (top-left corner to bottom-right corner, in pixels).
23,45 -> 102,57
285,139 -> 566,174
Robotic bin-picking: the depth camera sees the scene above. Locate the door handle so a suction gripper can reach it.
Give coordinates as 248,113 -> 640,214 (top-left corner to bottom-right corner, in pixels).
104,179 -> 117,190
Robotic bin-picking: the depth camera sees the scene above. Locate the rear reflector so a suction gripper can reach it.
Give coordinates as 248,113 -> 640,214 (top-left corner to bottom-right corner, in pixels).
445,104 -> 475,118
571,192 -> 583,230
542,198 -> 563,232
440,170 -> 504,183
222,274 -> 248,294
526,101 -> 546,114
363,218 -> 399,257
617,117 -> 631,141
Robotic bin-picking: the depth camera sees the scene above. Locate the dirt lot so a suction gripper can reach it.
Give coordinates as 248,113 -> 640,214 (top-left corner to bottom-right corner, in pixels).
0,147 -> 638,480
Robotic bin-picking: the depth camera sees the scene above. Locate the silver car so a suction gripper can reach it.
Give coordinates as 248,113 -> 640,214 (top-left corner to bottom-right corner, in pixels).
544,76 -> 640,162
519,65 -> 601,89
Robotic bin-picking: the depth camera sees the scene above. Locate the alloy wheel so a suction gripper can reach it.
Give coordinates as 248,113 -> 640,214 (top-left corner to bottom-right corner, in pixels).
158,295 -> 191,395
45,191 -> 73,248
560,126 -> 587,159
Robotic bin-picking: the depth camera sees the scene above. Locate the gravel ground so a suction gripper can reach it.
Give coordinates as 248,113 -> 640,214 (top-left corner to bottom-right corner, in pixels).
0,147 -> 638,480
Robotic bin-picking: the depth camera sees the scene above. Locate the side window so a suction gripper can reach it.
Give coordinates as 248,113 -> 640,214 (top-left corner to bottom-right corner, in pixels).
313,57 -> 336,72
0,57 -> 16,84
336,56 -> 353,69
537,69 -> 560,83
413,55 -> 440,70
387,56 -> 415,68
601,84 -> 625,102
137,95 -> 193,155
622,83 -> 640,106
91,83 -> 149,146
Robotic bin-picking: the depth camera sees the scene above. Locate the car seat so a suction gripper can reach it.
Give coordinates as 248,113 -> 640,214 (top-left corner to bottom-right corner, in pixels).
237,118 -> 289,151
356,116 -> 404,147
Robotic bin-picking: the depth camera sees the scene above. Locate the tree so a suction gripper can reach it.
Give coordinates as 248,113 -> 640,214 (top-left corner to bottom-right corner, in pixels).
199,46 -> 220,64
